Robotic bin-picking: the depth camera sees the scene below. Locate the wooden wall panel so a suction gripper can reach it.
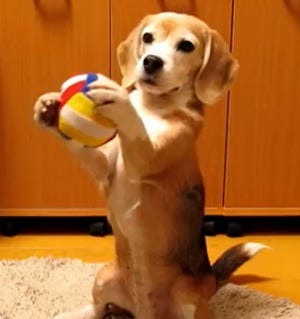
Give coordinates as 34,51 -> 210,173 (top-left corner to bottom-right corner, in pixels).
0,0 -> 110,212
225,0 -> 300,208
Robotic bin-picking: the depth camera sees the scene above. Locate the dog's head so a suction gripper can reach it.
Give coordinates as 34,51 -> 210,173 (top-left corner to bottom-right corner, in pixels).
117,12 -> 239,105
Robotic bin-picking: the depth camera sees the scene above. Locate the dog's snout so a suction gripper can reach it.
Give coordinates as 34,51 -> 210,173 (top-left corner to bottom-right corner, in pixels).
143,55 -> 164,75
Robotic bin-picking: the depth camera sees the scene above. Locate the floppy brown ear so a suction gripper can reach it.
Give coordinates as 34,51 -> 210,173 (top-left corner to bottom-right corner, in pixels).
117,16 -> 150,89
195,30 -> 239,105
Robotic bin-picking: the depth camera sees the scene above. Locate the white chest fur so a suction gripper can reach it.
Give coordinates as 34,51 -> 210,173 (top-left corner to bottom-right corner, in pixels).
128,89 -> 171,143
106,90 -> 171,237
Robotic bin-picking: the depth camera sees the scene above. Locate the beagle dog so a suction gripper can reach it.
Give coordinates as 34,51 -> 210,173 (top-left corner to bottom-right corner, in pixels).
34,12 -> 266,319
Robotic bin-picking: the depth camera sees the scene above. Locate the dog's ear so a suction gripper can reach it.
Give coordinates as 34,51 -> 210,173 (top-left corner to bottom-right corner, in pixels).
194,30 -> 239,105
117,16 -> 150,89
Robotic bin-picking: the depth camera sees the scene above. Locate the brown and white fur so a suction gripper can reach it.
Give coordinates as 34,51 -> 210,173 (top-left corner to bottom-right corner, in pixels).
33,12 -> 267,319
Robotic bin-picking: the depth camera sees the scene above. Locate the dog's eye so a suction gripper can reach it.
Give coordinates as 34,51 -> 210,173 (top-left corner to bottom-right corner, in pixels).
142,32 -> 154,44
177,40 -> 195,53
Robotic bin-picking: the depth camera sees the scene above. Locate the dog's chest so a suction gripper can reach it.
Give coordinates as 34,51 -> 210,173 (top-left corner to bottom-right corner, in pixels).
107,155 -> 140,223
105,91 -> 169,236
129,90 -> 170,138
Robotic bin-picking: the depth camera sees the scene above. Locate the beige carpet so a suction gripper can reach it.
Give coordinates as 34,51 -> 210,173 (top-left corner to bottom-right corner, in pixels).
0,257 -> 299,319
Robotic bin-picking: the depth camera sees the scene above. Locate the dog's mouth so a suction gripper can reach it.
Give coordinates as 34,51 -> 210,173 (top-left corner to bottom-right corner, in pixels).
139,77 -> 181,94
168,86 -> 180,93
140,77 -> 157,86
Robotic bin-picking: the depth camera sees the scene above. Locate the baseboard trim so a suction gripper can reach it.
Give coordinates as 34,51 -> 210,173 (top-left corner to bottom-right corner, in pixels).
1,208 -> 300,217
0,209 -> 107,217
206,207 -> 300,216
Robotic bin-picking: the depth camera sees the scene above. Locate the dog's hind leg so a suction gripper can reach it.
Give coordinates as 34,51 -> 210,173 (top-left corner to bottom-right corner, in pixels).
172,274 -> 216,319
55,263 -> 134,319
54,262 -> 134,319
92,262 -> 134,318
54,305 -> 96,319
54,304 -> 134,319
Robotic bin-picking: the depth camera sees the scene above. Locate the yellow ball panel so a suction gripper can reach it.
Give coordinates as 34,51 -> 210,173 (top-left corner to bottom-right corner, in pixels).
59,117 -> 115,147
58,92 -> 117,146
66,93 -> 115,128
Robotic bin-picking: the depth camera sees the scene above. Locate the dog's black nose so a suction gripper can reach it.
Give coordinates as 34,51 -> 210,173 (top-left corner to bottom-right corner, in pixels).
143,55 -> 164,75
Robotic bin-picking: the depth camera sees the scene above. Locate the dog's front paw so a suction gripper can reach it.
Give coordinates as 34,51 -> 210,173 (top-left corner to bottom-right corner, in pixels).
33,92 -> 60,127
54,313 -> 84,319
87,78 -> 131,125
53,305 -> 97,319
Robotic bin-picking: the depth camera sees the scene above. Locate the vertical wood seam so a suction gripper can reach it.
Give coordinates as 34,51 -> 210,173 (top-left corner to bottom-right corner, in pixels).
222,0 -> 236,208
109,0 -> 112,79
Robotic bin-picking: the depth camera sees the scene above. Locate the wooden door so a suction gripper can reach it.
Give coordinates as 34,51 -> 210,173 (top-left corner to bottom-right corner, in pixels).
225,0 -> 300,214
111,0 -> 233,211
0,0 -> 110,216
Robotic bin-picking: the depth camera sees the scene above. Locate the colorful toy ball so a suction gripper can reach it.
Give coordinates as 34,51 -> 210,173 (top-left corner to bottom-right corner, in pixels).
57,73 -> 117,147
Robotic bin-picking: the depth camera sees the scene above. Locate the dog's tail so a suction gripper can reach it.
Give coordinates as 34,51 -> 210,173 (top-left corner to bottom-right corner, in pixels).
212,243 -> 270,282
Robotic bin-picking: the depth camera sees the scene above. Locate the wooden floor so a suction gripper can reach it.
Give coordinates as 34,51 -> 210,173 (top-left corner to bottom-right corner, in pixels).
0,232 -> 299,304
